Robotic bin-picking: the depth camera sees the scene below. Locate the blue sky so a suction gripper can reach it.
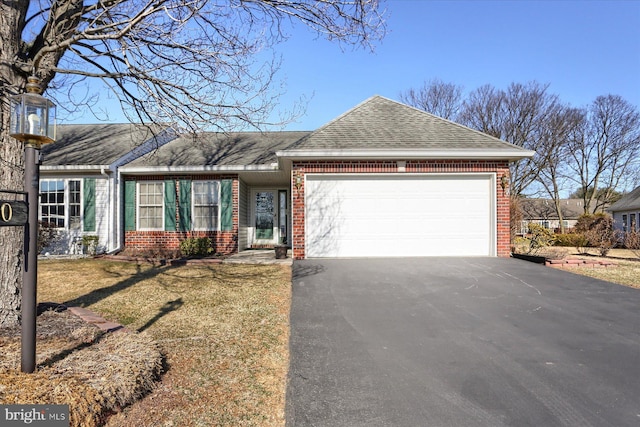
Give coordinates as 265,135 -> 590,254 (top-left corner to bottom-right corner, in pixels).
63,0 -> 640,130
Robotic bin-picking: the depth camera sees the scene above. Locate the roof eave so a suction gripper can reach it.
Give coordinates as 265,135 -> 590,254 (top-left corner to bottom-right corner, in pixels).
276,149 -> 535,162
41,165 -> 113,173
119,164 -> 280,175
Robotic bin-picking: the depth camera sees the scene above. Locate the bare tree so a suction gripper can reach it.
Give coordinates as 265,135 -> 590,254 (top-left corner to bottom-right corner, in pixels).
535,105 -> 584,232
399,78 -> 463,120
566,95 -> 640,213
458,81 -> 561,197
0,0 -> 385,326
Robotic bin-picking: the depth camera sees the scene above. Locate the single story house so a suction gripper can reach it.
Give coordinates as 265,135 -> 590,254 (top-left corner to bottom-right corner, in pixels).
608,185 -> 640,233
40,95 -> 534,259
517,198 -> 585,234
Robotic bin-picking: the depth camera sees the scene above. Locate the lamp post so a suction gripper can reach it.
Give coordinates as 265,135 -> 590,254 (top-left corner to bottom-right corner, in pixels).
9,75 -> 56,373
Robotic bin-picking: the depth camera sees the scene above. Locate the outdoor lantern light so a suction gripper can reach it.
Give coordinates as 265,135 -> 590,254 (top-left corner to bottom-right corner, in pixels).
9,75 -> 56,146
8,74 -> 56,373
500,174 -> 509,192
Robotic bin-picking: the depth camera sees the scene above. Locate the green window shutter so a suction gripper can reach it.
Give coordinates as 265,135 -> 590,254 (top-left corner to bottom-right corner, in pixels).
220,179 -> 233,231
83,178 -> 96,232
164,180 -> 177,231
124,180 -> 136,231
179,180 -> 192,231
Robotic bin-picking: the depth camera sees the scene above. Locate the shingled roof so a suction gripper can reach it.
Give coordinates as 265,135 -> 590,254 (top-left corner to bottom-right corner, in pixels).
42,123 -> 168,167
520,198 -> 585,220
608,186 -> 640,211
126,131 -> 310,168
286,95 -> 531,156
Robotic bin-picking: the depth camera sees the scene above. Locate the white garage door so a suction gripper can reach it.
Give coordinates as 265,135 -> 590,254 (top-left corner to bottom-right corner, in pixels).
305,174 -> 495,257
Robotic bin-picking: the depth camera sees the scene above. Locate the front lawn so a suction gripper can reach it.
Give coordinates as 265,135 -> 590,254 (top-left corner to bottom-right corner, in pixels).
35,259 -> 291,426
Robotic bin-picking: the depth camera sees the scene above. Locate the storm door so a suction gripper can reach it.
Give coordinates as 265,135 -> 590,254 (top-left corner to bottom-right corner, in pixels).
252,189 -> 289,246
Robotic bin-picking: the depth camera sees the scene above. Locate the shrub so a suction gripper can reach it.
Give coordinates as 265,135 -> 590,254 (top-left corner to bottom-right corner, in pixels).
179,237 -> 213,257
577,213 -> 620,256
624,229 -> 640,259
519,223 -> 556,255
82,235 -> 99,255
512,236 -> 530,254
554,232 -> 588,248
38,221 -> 59,253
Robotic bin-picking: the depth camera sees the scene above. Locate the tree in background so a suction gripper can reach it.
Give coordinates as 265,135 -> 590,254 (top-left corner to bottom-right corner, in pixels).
402,79 -> 640,237
458,81 -> 562,198
568,187 -> 623,214
399,78 -> 463,120
565,95 -> 640,213
0,0 -> 386,327
534,105 -> 584,233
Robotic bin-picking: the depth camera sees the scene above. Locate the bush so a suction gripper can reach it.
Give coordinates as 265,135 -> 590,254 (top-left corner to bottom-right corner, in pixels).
82,235 -> 99,255
554,232 -> 588,248
38,221 -> 59,253
179,237 -> 213,257
516,223 -> 556,255
624,229 -> 640,259
576,213 -> 620,256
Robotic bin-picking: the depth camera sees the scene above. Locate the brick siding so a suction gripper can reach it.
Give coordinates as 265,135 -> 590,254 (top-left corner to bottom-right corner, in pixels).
123,174 -> 239,256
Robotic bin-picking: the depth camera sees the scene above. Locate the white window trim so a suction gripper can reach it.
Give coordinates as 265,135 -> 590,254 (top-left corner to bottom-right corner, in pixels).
136,181 -> 164,231
191,180 -> 220,231
39,178 -> 83,230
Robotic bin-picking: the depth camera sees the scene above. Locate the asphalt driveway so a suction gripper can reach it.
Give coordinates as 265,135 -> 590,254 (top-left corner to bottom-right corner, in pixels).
286,257 -> 640,427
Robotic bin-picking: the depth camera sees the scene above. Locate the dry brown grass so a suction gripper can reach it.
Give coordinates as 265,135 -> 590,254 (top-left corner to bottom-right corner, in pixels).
562,248 -> 640,289
0,309 -> 163,426
32,258 -> 291,426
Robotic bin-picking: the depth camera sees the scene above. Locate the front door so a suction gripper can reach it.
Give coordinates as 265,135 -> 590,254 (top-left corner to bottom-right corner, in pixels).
253,190 -> 288,246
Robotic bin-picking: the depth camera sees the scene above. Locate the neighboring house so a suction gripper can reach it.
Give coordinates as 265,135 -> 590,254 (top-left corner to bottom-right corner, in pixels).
608,186 -> 640,233
41,95 -> 533,259
518,198 -> 585,234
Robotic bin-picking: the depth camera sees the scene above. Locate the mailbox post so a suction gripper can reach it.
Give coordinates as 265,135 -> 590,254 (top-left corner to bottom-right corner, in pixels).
9,74 -> 56,373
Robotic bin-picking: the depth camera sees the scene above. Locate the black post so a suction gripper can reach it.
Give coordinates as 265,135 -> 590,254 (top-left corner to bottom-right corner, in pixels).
21,143 -> 40,373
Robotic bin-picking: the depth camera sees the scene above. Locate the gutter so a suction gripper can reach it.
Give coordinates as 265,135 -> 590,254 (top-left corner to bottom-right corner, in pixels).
276,149 -> 536,162
118,164 -> 281,175
41,165 -> 112,173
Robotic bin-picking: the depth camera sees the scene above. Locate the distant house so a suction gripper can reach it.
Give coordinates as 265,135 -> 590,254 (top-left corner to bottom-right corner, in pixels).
608,186 -> 640,233
40,96 -> 533,258
518,198 -> 585,234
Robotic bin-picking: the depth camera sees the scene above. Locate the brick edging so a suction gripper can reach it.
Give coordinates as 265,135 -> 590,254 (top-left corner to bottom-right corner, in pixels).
67,306 -> 127,333
545,258 -> 617,268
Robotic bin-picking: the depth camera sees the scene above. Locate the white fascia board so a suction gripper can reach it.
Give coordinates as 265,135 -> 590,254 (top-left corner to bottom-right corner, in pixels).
118,164 -> 280,175
40,165 -> 112,173
276,149 -> 535,161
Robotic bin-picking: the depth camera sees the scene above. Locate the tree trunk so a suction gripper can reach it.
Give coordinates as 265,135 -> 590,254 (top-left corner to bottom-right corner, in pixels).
0,1 -> 28,327
0,120 -> 27,328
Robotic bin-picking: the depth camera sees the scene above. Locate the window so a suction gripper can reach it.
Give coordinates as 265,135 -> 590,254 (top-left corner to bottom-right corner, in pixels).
69,180 -> 81,230
631,214 -> 637,232
192,181 -> 219,230
138,182 -> 164,230
622,214 -> 628,232
40,179 -> 81,228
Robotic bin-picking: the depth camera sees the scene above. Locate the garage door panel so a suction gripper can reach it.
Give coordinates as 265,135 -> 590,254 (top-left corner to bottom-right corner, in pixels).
305,174 -> 494,258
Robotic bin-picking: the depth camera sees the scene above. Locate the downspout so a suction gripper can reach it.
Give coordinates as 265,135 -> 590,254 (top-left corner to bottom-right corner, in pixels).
101,166 -> 122,254
100,167 -> 111,253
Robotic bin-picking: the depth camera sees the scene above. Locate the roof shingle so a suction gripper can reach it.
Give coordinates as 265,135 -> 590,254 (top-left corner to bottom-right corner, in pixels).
289,95 -> 527,152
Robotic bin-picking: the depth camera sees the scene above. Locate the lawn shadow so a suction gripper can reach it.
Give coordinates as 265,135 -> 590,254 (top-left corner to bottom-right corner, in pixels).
137,298 -> 184,333
63,263 -> 175,308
